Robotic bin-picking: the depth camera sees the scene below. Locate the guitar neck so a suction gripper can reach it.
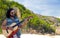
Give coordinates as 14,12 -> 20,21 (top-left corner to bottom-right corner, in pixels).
12,20 -> 24,28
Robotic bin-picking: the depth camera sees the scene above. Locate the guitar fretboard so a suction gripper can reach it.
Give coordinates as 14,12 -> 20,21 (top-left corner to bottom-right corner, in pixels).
12,20 -> 24,28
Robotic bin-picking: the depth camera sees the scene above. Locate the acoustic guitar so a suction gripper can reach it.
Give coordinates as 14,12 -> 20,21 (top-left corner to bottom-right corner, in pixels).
2,16 -> 33,38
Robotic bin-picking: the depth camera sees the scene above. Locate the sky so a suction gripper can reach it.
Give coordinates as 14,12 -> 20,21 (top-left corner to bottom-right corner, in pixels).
14,0 -> 60,18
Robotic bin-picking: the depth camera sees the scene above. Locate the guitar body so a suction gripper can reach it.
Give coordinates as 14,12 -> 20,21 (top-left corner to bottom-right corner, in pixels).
2,23 -> 19,38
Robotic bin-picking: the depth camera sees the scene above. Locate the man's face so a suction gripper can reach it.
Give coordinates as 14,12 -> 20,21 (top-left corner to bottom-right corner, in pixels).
10,10 -> 16,17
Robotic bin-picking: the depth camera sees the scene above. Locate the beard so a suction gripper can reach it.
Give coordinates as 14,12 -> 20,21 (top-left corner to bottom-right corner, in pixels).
10,14 -> 15,17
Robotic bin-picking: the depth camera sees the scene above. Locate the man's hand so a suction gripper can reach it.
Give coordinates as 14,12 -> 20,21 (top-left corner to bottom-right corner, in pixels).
8,27 -> 13,30
25,16 -> 33,21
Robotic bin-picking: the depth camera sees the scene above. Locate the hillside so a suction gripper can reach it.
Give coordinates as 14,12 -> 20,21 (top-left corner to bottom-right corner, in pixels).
0,0 -> 60,34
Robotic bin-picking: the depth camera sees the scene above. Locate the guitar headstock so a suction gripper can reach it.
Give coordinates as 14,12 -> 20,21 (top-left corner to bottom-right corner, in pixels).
25,16 -> 33,21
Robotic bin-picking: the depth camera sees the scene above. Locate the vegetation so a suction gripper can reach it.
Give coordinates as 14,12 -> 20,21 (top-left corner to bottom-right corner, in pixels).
0,0 -> 59,34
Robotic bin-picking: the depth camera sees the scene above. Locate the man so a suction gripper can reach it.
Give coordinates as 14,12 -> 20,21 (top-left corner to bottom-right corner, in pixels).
1,8 -> 29,38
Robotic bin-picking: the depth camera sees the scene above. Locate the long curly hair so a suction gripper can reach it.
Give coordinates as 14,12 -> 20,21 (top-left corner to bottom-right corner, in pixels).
6,8 -> 16,18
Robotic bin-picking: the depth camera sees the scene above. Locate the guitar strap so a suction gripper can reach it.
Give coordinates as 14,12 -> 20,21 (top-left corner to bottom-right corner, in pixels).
6,27 -> 9,33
